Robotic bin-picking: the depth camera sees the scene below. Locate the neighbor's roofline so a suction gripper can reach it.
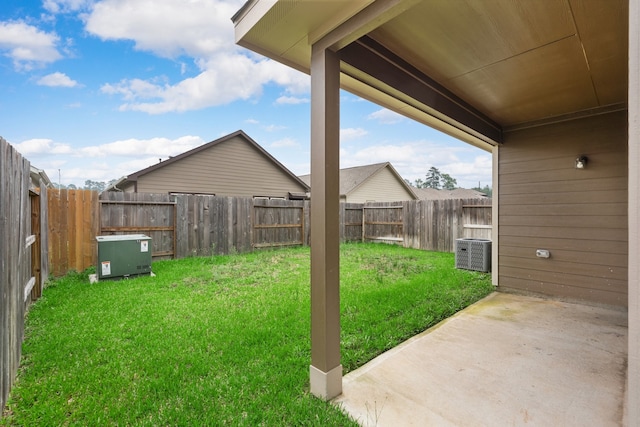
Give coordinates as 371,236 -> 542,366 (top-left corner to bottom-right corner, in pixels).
120,130 -> 310,191
344,162 -> 417,199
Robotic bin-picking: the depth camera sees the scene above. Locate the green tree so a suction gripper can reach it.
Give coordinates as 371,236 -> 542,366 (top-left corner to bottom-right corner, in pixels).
424,166 -> 442,189
441,173 -> 457,190
83,180 -> 106,192
412,167 -> 459,189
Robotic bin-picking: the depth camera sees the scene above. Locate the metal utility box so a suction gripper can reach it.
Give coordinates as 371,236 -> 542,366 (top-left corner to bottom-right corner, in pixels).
455,238 -> 491,273
96,234 -> 152,280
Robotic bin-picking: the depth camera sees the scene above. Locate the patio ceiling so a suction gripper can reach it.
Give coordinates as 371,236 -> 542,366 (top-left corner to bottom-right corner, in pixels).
233,0 -> 628,148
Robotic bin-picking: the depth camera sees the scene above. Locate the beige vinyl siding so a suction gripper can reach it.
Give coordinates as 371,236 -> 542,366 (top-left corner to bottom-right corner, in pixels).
498,110 -> 627,306
346,167 -> 414,203
136,135 -> 307,197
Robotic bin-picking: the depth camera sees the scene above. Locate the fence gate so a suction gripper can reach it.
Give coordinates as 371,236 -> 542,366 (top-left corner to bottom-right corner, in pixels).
342,203 -> 364,242
252,199 -> 305,248
362,203 -> 404,244
99,193 -> 176,259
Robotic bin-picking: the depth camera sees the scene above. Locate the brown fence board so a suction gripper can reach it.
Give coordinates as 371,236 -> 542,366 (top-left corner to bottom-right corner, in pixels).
174,195 -> 189,258
0,138 -> 43,412
0,140 -> 6,409
59,189 -> 69,275
81,190 -> 94,272
68,189 -> 77,271
48,189 -> 99,276
40,184 -> 49,287
30,193 -> 41,300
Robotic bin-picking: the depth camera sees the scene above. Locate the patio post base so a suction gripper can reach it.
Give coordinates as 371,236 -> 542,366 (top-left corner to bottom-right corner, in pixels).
310,364 -> 342,400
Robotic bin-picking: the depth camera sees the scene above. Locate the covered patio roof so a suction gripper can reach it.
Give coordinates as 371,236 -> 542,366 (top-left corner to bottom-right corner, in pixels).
234,0 -> 627,147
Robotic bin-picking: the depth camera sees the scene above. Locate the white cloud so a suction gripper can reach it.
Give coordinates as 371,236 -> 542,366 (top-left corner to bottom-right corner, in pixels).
259,59 -> 310,95
340,128 -> 368,142
18,135 -> 208,186
264,124 -> 286,132
271,138 -> 298,148
275,96 -> 309,105
101,54 -> 312,114
37,72 -> 79,87
14,138 -> 73,156
43,0 -> 93,14
85,0 -> 243,59
0,21 -> 62,70
84,0 -> 309,113
367,108 -> 405,124
100,54 -> 298,114
78,135 -> 204,157
17,136 -> 205,163
245,118 -> 259,124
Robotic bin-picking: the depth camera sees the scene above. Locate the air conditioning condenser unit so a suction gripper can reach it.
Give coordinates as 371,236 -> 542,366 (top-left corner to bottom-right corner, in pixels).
455,238 -> 491,273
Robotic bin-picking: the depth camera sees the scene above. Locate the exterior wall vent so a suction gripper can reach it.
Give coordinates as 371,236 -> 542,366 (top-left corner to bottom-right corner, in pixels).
96,234 -> 152,280
455,238 -> 491,272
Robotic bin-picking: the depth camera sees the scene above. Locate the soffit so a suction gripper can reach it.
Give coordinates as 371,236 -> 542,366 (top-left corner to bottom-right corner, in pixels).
367,0 -> 628,127
234,0 -> 374,73
234,0 -> 628,138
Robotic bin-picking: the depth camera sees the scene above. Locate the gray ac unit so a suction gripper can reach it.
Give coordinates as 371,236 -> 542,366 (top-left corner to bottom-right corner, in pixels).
455,238 -> 491,272
96,234 -> 152,280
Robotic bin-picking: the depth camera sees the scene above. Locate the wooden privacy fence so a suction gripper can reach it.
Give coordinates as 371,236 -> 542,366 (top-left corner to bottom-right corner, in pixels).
348,199 -> 492,252
175,194 -> 255,257
252,198 -> 309,249
363,204 -> 404,243
47,191 -> 491,276
1,138 -> 49,412
100,192 -> 176,259
48,189 -> 99,276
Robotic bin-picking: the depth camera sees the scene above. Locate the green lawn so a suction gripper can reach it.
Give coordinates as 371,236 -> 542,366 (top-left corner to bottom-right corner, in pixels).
1,243 -> 493,426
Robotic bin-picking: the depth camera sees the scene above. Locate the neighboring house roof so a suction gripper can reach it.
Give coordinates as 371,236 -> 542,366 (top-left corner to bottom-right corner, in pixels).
298,162 -> 417,200
105,130 -> 310,194
30,165 -> 54,190
411,187 -> 488,200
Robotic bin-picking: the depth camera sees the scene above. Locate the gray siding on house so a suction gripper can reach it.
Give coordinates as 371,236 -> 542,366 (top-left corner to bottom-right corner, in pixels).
135,135 -> 307,197
499,111 -> 627,306
347,167 -> 415,203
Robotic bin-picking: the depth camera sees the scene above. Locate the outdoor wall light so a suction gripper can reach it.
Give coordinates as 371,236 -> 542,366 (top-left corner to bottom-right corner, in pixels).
575,155 -> 588,169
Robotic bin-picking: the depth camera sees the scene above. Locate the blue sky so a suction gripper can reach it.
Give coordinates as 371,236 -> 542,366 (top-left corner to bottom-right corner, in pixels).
0,0 -> 492,189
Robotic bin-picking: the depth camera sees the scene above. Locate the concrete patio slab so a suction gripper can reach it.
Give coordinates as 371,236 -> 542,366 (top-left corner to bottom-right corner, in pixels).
333,292 -> 628,427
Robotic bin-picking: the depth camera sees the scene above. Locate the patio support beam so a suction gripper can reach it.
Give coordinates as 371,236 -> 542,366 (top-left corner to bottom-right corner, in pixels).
310,0 -> 421,52
339,36 -> 503,145
309,43 -> 342,400
628,0 -> 639,423
491,145 -> 499,287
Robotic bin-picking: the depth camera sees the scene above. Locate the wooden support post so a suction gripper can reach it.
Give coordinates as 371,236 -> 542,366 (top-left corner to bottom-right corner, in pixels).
309,43 -> 342,400
628,0 -> 639,423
